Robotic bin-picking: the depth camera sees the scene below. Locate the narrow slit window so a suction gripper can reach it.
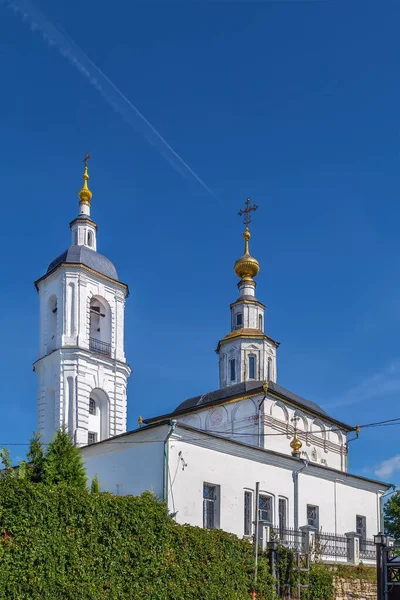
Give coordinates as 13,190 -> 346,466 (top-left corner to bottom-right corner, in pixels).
259,314 -> 263,330
236,313 -> 243,329
244,491 -> 253,536
278,497 -> 288,537
229,358 -> 236,382
249,355 -> 256,379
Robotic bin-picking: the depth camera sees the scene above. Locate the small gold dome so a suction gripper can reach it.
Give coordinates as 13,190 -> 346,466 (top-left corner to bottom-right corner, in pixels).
78,166 -> 92,205
290,434 -> 302,455
234,229 -> 260,281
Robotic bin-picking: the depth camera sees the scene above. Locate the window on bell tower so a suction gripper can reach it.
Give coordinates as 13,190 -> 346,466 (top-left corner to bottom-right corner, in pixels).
229,358 -> 236,383
259,314 -> 263,331
236,313 -> 243,329
249,355 -> 256,379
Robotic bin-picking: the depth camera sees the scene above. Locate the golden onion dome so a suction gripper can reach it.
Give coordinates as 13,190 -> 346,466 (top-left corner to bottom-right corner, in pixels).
78,165 -> 92,205
290,434 -> 302,455
234,228 -> 260,281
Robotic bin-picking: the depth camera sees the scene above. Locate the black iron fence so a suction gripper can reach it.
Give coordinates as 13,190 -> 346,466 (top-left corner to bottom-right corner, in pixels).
277,527 -> 305,552
315,532 -> 350,558
360,539 -> 376,561
89,337 -> 112,357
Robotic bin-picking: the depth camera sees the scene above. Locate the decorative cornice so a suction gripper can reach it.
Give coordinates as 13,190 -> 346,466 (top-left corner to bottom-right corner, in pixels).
230,298 -> 266,309
69,217 -> 98,231
174,424 -> 392,492
33,346 -> 132,375
216,328 -> 280,353
34,263 -> 129,295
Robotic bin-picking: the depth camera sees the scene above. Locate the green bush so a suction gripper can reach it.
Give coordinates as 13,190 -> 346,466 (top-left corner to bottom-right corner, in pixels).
0,477 -> 275,600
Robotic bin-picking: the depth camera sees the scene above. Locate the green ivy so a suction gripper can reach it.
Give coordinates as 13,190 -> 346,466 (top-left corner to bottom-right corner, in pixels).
0,478 -> 275,600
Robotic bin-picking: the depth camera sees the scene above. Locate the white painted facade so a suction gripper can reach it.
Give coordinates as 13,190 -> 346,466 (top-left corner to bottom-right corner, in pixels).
34,167 -> 130,446
217,278 -> 278,387
82,423 -> 388,563
177,391 -> 347,471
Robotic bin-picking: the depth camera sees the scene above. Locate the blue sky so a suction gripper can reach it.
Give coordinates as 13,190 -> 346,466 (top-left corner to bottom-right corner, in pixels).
0,0 -> 400,482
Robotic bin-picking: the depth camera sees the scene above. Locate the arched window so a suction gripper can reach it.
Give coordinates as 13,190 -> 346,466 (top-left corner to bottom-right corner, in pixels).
267,357 -> 272,380
88,389 -> 109,442
89,297 -> 111,356
89,398 -> 96,415
47,295 -> 57,353
248,355 -> 256,379
87,231 -> 93,247
259,314 -> 263,331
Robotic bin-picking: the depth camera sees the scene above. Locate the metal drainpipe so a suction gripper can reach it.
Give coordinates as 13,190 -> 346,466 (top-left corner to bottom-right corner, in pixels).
163,420 -> 177,505
293,459 -> 308,531
257,381 -> 269,448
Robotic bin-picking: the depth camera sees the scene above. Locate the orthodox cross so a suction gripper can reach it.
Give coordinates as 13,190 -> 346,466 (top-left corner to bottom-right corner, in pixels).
238,198 -> 258,227
83,152 -> 91,168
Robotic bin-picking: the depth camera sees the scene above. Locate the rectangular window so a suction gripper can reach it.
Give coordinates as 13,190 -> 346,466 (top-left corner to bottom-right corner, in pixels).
229,358 -> 236,382
244,491 -> 253,536
236,313 -> 243,329
88,431 -> 98,445
203,484 -> 219,530
89,398 -> 96,415
259,494 -> 273,524
249,355 -> 256,379
356,515 -> 367,543
278,497 -> 288,536
307,504 -> 319,530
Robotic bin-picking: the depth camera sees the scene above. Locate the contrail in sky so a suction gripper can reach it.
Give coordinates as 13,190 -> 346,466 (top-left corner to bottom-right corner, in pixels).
1,0 -> 219,200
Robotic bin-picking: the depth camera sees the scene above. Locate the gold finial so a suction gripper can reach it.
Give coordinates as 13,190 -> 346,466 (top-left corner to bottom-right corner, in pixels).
138,415 -> 143,428
234,198 -> 260,282
78,152 -> 93,205
290,434 -> 302,457
290,414 -> 302,457
263,380 -> 269,394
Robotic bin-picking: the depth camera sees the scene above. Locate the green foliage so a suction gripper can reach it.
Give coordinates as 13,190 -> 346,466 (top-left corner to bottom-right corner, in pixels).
384,490 -> 400,539
90,474 -> 100,494
0,480 -> 275,600
0,448 -> 14,476
42,427 -> 87,489
26,433 -> 45,483
305,562 -> 334,600
334,563 -> 376,582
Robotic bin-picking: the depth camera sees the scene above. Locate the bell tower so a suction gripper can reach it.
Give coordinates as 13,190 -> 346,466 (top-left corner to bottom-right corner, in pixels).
216,199 -> 279,388
34,156 -> 131,446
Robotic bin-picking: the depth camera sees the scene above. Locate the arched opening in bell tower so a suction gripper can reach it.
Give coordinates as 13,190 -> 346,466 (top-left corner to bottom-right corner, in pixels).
47,295 -> 57,353
89,296 -> 111,356
88,388 -> 110,443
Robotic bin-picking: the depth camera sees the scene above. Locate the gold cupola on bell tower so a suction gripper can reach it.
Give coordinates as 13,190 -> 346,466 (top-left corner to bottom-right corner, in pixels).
78,152 -> 93,207
234,198 -> 260,284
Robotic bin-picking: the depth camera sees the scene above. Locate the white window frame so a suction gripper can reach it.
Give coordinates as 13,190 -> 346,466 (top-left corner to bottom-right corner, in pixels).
248,355 -> 256,379
307,504 -> 319,530
258,493 -> 273,525
278,496 -> 288,538
88,431 -> 98,445
89,398 -> 96,415
203,483 -> 220,530
244,490 -> 253,537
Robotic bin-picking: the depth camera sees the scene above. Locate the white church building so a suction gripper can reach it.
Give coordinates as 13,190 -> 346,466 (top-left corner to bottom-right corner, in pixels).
34,160 -> 391,564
